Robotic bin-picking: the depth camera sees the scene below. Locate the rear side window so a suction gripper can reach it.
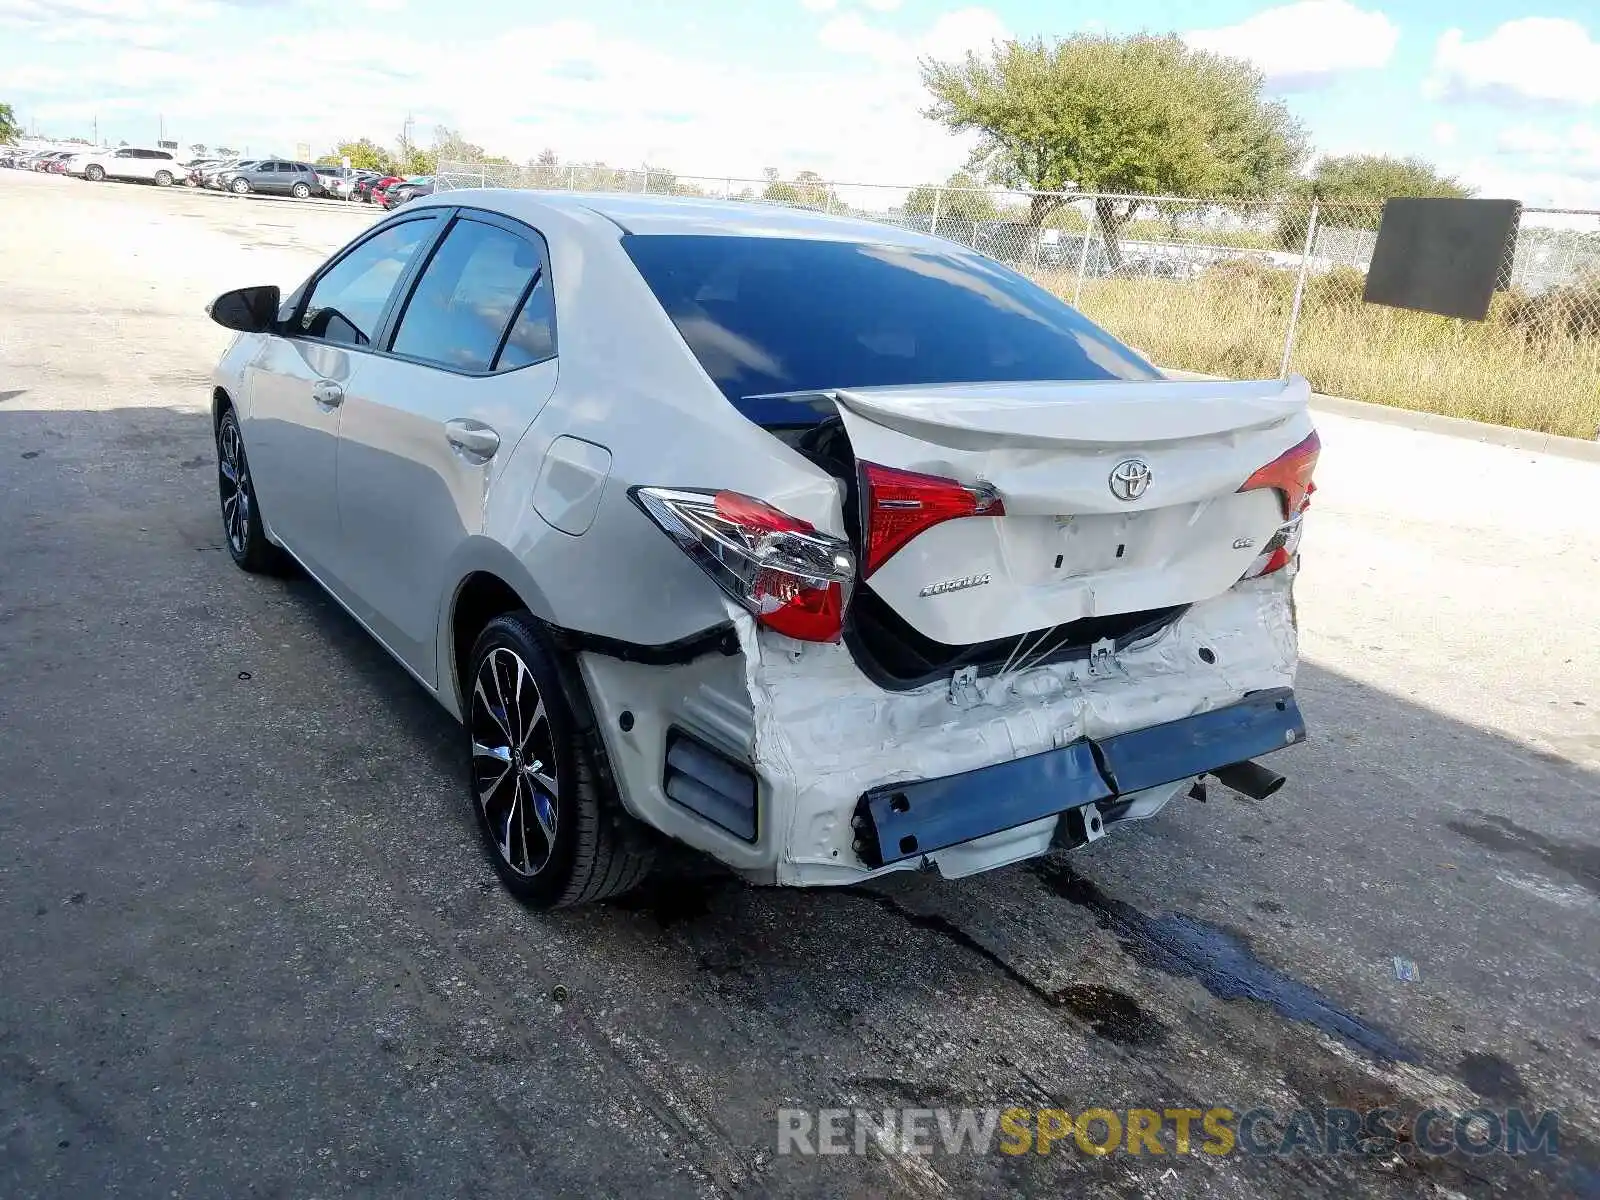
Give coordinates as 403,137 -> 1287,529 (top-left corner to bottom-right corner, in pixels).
390,218 -> 547,373
298,217 -> 439,346
495,274 -> 556,370
621,235 -> 1159,407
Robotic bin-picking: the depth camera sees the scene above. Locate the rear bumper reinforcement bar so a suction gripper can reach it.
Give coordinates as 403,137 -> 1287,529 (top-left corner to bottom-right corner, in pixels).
853,688 -> 1305,868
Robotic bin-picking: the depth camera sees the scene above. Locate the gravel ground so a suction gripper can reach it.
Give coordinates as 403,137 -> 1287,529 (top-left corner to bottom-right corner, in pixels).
1,169 -> 1597,1200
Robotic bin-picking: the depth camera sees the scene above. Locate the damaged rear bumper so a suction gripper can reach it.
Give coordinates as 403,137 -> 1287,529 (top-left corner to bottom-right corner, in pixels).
852,688 -> 1305,868
575,578 -> 1302,887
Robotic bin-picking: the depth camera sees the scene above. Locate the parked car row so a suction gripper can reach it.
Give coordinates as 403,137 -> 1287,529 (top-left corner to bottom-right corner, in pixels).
4,144 -> 437,207
1,148 -> 81,172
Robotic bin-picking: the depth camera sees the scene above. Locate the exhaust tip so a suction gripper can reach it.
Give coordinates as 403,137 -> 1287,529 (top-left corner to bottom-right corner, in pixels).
1213,760 -> 1287,801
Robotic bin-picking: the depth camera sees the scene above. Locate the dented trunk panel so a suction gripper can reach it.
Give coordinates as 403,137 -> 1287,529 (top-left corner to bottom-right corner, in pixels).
833,376 -> 1315,646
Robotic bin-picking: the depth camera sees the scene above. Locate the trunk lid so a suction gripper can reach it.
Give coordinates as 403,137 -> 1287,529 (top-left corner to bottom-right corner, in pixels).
831,375 -> 1315,647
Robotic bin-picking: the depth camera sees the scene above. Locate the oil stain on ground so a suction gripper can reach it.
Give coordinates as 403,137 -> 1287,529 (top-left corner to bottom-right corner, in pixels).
1446,813 -> 1600,900
1029,857 -> 1418,1064
840,887 -> 1168,1045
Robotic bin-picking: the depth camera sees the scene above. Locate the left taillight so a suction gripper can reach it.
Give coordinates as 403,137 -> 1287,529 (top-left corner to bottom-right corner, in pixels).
1239,430 -> 1319,579
858,462 -> 1005,578
631,487 -> 855,643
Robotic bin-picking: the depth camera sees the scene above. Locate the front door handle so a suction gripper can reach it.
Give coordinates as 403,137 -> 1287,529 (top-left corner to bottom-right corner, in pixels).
444,418 -> 501,463
312,379 -> 344,408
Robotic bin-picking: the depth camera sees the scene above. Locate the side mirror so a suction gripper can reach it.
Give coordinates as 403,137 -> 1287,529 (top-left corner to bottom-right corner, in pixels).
207,284 -> 281,333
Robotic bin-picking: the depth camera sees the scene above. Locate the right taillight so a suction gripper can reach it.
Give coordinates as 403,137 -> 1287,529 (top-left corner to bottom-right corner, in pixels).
631,487 -> 855,642
858,462 -> 1004,578
1240,430 -> 1320,520
1239,431 -> 1319,579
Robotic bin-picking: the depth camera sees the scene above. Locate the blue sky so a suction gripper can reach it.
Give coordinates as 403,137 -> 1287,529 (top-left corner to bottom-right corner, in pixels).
2,0 -> 1597,206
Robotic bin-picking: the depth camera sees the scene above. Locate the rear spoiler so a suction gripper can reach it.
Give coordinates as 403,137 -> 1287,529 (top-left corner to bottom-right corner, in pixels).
736,376 -> 1311,439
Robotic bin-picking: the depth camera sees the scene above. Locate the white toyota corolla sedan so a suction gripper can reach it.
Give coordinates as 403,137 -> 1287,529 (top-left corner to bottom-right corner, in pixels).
207,189 -> 1317,908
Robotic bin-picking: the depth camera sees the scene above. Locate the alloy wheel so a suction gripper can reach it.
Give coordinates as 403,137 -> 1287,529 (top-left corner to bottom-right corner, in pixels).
470,647 -> 559,877
217,417 -> 250,556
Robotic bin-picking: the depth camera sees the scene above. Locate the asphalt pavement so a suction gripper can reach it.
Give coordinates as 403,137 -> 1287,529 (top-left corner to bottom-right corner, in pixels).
1,169 -> 1597,1199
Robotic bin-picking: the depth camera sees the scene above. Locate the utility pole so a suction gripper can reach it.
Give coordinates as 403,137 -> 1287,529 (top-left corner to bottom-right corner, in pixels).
93,115 -> 98,146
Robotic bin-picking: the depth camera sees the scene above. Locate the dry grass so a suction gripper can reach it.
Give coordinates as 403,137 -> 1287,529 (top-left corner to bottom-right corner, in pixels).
1042,263 -> 1600,441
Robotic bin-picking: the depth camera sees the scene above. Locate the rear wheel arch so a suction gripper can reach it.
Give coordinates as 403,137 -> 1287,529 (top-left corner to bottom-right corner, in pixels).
450,571 -> 533,712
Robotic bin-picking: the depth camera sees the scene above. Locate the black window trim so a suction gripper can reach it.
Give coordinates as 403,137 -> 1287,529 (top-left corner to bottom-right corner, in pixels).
285,209 -> 451,351
375,206 -> 558,378
283,204 -> 558,373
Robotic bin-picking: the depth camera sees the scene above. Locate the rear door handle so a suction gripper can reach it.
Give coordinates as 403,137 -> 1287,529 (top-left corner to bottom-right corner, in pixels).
444,418 -> 501,463
311,379 -> 344,408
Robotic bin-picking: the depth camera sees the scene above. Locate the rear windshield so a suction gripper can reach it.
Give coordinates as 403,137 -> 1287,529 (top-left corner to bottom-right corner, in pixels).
621,234 -> 1159,419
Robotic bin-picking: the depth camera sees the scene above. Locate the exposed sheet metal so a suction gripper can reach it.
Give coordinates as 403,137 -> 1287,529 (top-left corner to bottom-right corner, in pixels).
738,576 -> 1299,886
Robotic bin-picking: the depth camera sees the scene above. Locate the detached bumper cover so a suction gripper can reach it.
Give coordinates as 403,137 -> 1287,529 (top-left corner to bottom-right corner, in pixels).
853,687 -> 1305,867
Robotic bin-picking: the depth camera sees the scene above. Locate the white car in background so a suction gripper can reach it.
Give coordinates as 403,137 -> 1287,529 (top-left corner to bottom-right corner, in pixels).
204,191 -> 1317,908
72,146 -> 186,186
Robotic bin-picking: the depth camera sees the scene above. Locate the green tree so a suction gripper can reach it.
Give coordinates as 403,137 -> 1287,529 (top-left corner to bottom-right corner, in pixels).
399,143 -> 437,176
904,171 -> 999,222
432,126 -> 486,167
526,148 -> 564,188
0,103 -> 20,144
921,33 -> 1308,264
763,169 -> 836,209
215,146 -> 238,156
189,142 -> 208,155
1277,154 -> 1475,248
326,137 -> 394,172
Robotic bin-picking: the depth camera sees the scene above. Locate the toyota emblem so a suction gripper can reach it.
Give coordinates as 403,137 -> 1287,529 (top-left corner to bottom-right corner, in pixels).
1108,458 -> 1153,502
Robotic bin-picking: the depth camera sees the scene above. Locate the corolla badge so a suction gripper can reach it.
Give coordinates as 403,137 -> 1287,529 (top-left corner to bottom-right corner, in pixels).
1108,458 -> 1153,502
919,573 -> 992,597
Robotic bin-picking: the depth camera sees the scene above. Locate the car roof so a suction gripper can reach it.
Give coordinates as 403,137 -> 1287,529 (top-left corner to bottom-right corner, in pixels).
435,188 -> 949,248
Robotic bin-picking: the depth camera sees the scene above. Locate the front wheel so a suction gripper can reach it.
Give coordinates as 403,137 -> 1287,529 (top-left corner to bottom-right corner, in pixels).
229,178 -> 249,194
217,410 -> 289,574
154,170 -> 173,187
467,613 -> 654,908
84,164 -> 104,182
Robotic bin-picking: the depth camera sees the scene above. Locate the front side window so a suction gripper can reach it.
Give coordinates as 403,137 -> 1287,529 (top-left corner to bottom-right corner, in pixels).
621,234 -> 1159,406
390,218 -> 545,372
297,217 -> 439,347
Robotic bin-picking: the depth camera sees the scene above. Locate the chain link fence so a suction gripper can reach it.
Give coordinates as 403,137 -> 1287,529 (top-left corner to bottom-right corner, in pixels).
437,161 -> 1600,439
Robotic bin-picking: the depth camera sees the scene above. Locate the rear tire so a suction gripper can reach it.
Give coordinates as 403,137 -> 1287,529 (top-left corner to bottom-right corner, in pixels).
291,181 -> 310,199
84,164 -> 104,182
466,613 -> 654,909
154,170 -> 173,187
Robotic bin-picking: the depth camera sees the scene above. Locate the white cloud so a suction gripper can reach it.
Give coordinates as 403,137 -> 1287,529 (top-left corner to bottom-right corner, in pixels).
921,7 -> 1008,63
0,0 -> 222,46
1432,122 -> 1457,148
819,5 -> 1006,65
1186,1 -> 1399,89
861,0 -> 903,9
1429,18 -> 1600,107
819,12 -> 906,61
6,13 -> 1006,191
1496,122 -> 1600,179
799,0 -> 837,11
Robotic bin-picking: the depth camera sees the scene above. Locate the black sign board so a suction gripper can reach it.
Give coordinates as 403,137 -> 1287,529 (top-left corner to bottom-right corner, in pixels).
1362,198 -> 1520,321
